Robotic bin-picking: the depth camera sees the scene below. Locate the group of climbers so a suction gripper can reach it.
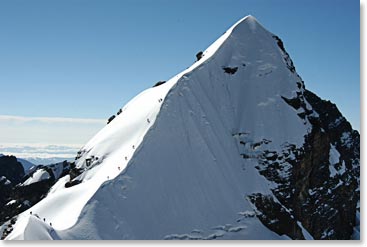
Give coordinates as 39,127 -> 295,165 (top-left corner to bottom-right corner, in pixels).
29,211 -> 52,227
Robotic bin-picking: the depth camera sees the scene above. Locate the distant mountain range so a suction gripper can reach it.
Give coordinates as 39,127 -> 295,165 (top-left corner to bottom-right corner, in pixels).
0,144 -> 78,166
23,157 -> 73,166
0,153 -> 72,172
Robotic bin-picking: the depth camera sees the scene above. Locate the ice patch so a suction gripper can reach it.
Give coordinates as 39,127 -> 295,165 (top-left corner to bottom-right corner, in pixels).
329,144 -> 340,178
6,200 -> 17,206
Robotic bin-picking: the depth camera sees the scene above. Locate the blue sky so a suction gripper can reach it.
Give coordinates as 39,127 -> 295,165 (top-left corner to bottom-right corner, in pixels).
0,0 -> 360,147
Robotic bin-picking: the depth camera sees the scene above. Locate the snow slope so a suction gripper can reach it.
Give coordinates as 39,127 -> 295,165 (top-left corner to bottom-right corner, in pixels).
6,16 -> 313,240
21,169 -> 51,186
19,162 -> 68,186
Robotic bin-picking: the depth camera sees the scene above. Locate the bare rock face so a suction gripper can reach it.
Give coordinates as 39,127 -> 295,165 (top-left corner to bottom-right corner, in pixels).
297,90 -> 359,239
249,37 -> 359,239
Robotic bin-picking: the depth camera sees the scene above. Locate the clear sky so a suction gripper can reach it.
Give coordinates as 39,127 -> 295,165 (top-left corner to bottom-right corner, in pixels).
0,0 -> 360,148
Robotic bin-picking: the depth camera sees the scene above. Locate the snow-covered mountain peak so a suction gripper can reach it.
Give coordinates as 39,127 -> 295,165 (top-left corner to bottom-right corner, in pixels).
3,16 -> 359,240
5,15 -> 307,239
233,14 -> 265,32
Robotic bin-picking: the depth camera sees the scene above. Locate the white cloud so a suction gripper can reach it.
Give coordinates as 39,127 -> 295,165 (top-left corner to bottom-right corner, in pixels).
0,115 -> 105,145
0,143 -> 79,159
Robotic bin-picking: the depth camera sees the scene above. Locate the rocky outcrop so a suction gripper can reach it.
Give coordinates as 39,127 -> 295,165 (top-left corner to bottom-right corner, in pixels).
250,95 -> 359,239
0,160 -> 71,226
245,35 -> 360,240
153,80 -> 167,87
222,66 -> 238,74
0,156 -> 25,184
262,93 -> 357,239
248,193 -> 305,240
0,156 -> 26,224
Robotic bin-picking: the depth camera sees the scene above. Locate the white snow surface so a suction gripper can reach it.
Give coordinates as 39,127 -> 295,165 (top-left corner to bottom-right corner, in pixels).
0,176 -> 11,185
328,144 -> 343,178
21,169 -> 51,186
297,221 -> 314,240
6,199 -> 17,206
20,162 -> 66,187
329,144 -> 340,166
23,216 -> 60,240
6,16 -> 312,240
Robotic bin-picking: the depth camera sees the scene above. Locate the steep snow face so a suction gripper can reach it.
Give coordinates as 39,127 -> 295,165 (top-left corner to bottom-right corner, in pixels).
5,15 -> 242,240
60,16 -> 310,239
23,216 -> 60,240
5,16 -> 313,240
